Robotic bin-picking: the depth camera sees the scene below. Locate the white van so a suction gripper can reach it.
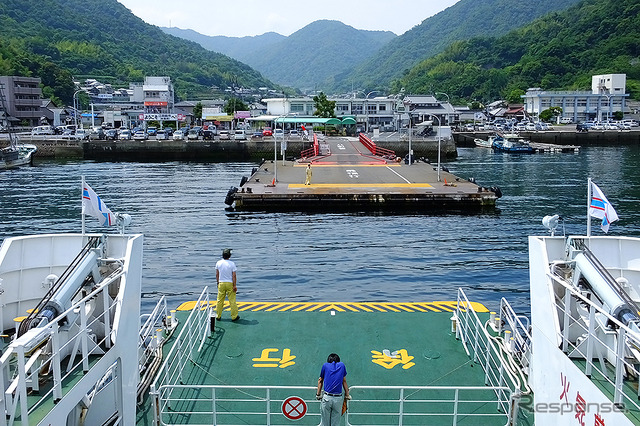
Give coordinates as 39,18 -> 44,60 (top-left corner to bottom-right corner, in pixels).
233,129 -> 247,140
31,125 -> 55,135
559,117 -> 573,124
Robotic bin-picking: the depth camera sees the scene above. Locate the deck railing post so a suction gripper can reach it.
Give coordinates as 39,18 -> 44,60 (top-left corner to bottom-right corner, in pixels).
102,286 -> 112,349
453,388 -> 459,426
562,289 -> 572,353
585,302 -> 595,377
399,388 -> 404,426
212,387 -> 217,425
266,388 -> 271,426
614,327 -> 625,406
80,299 -> 89,372
51,324 -> 63,403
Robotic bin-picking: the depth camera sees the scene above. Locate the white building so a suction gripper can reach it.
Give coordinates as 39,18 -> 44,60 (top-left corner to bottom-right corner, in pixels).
523,74 -> 629,122
260,95 -> 453,131
130,76 -> 175,114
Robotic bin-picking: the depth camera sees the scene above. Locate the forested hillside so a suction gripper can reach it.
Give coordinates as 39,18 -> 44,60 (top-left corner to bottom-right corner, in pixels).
0,0 -> 277,103
396,0 -> 640,102
161,28 -> 286,64
165,20 -> 396,91
335,0 -> 582,93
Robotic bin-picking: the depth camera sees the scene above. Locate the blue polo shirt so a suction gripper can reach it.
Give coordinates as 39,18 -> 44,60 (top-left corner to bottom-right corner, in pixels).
320,361 -> 347,394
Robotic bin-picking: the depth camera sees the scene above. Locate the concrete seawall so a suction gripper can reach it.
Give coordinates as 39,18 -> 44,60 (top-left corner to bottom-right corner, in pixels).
18,137 -> 458,162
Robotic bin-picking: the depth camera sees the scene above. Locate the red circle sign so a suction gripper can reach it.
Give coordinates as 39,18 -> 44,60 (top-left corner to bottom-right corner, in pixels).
282,396 -> 307,420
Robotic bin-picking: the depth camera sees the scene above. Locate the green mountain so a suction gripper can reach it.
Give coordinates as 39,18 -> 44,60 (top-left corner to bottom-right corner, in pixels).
161,28 -> 286,64
165,20 -> 396,91
0,0 -> 278,103
335,0 -> 582,93
397,0 -> 640,101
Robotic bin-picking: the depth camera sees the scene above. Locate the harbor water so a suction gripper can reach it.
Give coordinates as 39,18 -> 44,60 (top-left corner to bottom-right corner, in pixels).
1,145 -> 640,314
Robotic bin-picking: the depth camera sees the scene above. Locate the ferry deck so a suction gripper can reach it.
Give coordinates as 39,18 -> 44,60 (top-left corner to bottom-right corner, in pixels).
136,289 -> 533,425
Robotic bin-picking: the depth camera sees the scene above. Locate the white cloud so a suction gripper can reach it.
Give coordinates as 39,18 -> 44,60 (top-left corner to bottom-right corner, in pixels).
117,0 -> 459,37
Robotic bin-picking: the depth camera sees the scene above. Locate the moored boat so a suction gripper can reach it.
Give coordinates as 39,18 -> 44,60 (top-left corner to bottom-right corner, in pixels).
474,134 -> 501,148
1,144 -> 37,169
492,133 -> 534,153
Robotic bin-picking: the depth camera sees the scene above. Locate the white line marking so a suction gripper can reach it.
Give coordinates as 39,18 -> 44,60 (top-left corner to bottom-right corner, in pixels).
386,166 -> 411,183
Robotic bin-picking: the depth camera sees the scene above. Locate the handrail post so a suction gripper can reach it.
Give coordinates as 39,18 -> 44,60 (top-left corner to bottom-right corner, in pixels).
614,327 -> 625,406
453,388 -> 459,426
562,288 -> 571,353
398,388 -> 404,426
266,388 -> 271,426
16,345 -> 29,426
80,299 -> 89,372
585,302 -> 595,377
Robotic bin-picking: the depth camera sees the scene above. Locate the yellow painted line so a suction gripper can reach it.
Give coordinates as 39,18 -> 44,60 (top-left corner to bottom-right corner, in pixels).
176,301 -> 489,312
288,183 -> 433,189
320,304 -> 347,312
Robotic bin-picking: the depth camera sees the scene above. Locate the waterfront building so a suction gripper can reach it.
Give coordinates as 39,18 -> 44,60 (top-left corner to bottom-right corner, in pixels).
0,76 -> 43,127
260,95 -> 454,131
523,73 -> 629,122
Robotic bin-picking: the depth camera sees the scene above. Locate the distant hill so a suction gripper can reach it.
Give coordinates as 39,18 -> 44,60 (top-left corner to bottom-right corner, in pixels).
0,0 -> 278,103
164,20 -> 396,91
334,0 -> 583,93
162,28 -> 286,64
397,0 -> 640,101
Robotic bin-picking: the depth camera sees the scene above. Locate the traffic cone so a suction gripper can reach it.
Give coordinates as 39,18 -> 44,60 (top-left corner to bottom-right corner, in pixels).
444,178 -> 447,185
271,178 -> 276,186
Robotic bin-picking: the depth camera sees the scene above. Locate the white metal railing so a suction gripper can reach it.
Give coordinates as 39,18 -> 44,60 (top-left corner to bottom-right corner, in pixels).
0,267 -> 125,426
499,297 -> 532,373
455,289 -> 523,420
139,295 -> 169,370
150,287 -> 212,425
346,385 -> 512,426
152,383 -> 513,426
548,272 -> 640,412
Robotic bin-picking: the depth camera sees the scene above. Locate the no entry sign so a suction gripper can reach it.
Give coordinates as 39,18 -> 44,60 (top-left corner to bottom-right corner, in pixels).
282,396 -> 307,420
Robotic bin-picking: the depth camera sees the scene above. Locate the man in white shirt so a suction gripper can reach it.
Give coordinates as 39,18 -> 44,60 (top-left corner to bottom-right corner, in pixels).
215,248 -> 239,321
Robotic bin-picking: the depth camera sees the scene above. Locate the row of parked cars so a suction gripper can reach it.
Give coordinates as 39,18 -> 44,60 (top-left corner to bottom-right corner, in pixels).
576,120 -> 639,132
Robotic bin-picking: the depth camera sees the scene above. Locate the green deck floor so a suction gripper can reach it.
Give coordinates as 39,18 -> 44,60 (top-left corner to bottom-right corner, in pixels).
137,301 -> 531,425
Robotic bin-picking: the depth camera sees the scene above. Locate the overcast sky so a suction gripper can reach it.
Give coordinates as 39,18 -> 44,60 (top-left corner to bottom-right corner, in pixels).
117,0 -> 460,38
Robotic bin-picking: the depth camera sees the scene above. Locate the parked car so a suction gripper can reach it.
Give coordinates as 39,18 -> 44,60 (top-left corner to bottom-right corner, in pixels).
88,128 -> 105,140
274,128 -> 284,137
262,127 -> 273,136
75,129 -> 89,140
155,130 -> 168,140
288,129 -> 301,140
31,125 -> 55,135
560,117 -> 573,124
146,127 -> 157,136
202,129 -> 214,140
119,130 -> 132,140
203,125 -> 217,136
133,131 -> 148,140
187,129 -> 200,140
219,130 -> 230,140
173,129 -> 186,140
233,130 -> 247,140
104,129 -> 118,140
251,131 -> 263,139
60,129 -> 76,139
525,122 -> 537,131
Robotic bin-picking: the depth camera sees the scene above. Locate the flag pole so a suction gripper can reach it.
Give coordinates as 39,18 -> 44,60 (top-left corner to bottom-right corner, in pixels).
586,177 -> 592,237
81,176 -> 86,236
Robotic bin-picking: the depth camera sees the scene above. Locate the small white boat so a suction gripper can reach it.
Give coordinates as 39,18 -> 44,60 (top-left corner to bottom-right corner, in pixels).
474,134 -> 499,148
1,144 -> 37,169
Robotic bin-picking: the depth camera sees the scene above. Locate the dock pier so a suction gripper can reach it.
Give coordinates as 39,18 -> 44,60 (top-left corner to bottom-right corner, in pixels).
230,135 -> 500,212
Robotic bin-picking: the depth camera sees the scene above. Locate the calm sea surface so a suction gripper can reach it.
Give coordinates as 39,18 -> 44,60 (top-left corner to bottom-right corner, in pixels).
1,144 -> 640,314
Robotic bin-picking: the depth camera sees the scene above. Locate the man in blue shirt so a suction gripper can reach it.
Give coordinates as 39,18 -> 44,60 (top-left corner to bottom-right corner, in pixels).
316,353 -> 350,425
